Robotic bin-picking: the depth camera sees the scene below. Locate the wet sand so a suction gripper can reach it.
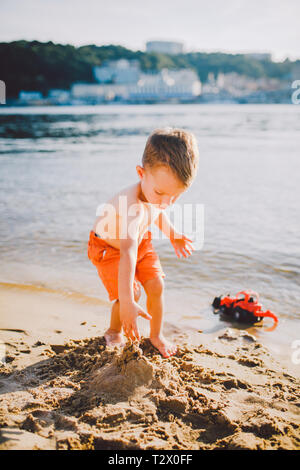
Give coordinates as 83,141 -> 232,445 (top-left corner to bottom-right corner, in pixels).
0,283 -> 299,450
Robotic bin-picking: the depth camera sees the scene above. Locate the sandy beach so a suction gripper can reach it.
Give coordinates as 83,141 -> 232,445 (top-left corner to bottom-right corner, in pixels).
0,282 -> 299,450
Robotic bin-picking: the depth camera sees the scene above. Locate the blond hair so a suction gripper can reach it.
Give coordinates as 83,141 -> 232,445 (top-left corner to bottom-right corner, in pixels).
142,127 -> 199,187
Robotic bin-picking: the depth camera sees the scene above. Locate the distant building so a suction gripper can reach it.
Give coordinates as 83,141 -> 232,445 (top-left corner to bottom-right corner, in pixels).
202,71 -> 281,100
291,63 -> 300,81
48,89 -> 70,104
19,91 -> 43,101
71,82 -> 128,102
146,41 -> 184,55
72,58 -> 200,103
129,68 -> 201,101
93,59 -> 140,84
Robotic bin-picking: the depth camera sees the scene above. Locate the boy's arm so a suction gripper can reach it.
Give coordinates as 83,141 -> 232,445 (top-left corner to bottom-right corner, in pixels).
154,210 -> 179,241
154,210 -> 195,258
118,206 -> 151,340
118,237 -> 138,304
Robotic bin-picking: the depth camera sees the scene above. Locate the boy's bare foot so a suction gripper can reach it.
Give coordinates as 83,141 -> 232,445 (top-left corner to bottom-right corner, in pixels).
104,329 -> 126,348
150,335 -> 177,358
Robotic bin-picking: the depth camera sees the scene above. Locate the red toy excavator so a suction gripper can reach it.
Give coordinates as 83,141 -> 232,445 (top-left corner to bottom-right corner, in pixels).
212,290 -> 278,326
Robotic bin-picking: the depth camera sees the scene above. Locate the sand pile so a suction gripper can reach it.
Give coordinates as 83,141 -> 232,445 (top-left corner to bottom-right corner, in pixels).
0,329 -> 299,450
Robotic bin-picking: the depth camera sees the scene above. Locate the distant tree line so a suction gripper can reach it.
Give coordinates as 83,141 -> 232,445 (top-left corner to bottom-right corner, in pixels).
0,40 -> 298,98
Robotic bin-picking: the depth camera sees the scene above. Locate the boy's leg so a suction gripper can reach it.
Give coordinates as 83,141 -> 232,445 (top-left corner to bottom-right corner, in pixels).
143,277 -> 177,358
104,300 -> 125,347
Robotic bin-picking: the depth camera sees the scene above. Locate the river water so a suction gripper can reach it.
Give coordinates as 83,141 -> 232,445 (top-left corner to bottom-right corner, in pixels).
0,103 -> 299,364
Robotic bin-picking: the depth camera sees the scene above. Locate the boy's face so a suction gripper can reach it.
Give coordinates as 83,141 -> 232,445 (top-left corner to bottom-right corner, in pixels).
136,164 -> 186,209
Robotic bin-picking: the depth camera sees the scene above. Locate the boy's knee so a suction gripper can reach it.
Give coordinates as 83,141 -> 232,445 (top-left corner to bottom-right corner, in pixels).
144,277 -> 164,297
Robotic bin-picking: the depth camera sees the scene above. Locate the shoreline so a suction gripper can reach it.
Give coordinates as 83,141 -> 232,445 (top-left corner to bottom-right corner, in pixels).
0,283 -> 299,450
0,281 -> 298,376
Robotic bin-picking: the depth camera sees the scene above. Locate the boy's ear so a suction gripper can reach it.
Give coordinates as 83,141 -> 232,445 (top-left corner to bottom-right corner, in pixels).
136,165 -> 145,180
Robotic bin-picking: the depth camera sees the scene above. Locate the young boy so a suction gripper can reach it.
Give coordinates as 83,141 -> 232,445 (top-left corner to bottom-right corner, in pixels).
88,128 -> 199,358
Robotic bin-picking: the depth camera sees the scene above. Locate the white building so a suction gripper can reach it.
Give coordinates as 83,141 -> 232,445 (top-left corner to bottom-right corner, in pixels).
48,89 -> 70,104
202,71 -> 281,98
19,91 -> 43,101
71,59 -> 201,103
129,68 -> 201,101
93,59 -> 140,84
71,82 -> 128,102
146,41 -> 184,55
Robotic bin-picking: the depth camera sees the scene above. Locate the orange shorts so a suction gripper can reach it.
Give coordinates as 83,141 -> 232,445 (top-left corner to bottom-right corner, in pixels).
87,230 -> 165,301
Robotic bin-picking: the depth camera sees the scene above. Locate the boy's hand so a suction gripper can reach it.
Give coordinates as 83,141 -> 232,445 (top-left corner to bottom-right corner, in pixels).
170,233 -> 195,259
120,300 -> 152,341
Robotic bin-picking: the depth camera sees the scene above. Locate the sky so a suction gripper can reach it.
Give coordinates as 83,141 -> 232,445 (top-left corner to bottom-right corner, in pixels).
1,0 -> 300,61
